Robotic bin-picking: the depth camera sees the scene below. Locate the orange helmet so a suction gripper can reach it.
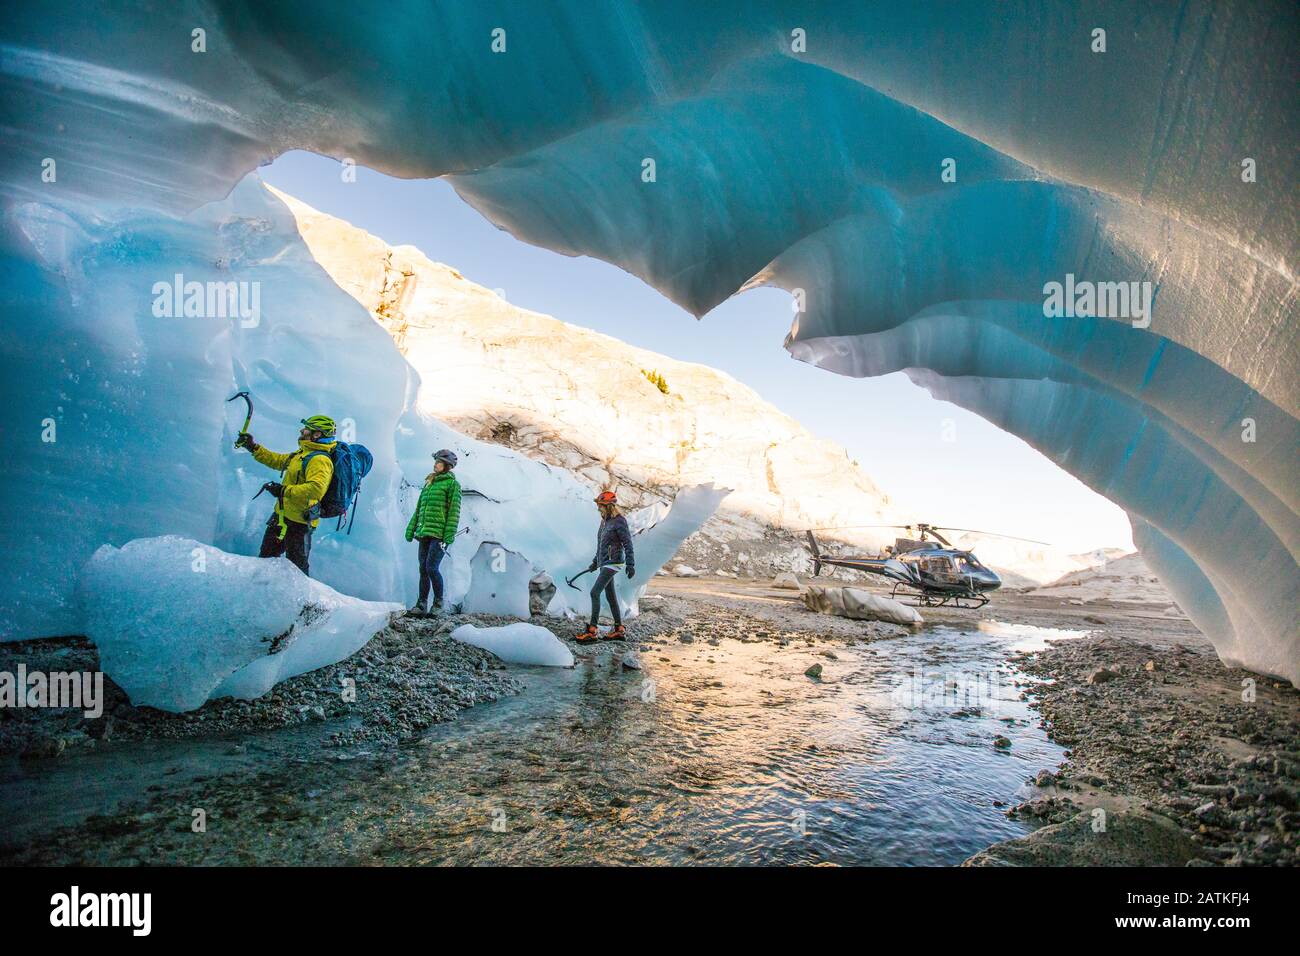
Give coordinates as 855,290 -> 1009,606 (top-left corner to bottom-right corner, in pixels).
595,491 -> 618,505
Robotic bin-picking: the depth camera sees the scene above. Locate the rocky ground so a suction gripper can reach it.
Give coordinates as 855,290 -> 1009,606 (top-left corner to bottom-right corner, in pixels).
2,574 -> 1294,867
0,592 -> 707,764
0,614 -> 524,759
983,632 -> 1300,866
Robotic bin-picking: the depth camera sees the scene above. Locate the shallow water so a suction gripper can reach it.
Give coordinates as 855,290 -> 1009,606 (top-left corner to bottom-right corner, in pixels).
2,622 -> 1077,865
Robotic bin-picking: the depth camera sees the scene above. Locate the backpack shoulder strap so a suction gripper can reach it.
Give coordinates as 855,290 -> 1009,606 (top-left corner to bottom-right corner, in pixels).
299,449 -> 335,481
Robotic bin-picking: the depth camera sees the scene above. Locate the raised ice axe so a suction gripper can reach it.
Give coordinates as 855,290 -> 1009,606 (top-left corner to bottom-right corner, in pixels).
227,390 -> 253,448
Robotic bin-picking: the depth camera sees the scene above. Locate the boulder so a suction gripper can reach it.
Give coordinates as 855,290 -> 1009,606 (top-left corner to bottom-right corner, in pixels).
528,571 -> 556,616
963,808 -> 1200,866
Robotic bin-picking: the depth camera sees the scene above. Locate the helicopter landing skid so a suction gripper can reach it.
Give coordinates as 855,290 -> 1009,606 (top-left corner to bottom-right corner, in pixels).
890,583 -> 989,610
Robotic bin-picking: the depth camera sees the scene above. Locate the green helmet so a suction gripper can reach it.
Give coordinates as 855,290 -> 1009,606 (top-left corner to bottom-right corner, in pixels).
301,414 -> 336,436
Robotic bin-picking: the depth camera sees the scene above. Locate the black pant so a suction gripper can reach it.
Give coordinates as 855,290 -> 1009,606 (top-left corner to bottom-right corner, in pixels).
589,566 -> 622,626
259,513 -> 312,576
417,537 -> 447,608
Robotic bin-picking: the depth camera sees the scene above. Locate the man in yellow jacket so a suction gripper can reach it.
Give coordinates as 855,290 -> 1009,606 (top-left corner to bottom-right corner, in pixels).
235,414 -> 336,576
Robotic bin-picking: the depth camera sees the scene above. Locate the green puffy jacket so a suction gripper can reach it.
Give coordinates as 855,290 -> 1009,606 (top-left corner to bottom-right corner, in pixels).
405,472 -> 462,543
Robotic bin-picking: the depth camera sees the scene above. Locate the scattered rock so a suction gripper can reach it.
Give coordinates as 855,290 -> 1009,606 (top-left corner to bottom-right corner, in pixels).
804,663 -> 823,680
528,572 -> 556,616
1086,667 -> 1119,685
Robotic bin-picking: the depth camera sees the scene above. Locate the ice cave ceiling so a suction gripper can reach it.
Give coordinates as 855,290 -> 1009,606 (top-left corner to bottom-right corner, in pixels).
1,1 -> 1296,682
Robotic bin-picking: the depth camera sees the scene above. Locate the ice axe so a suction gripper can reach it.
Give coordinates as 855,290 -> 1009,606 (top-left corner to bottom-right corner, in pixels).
565,568 -> 595,590
227,390 -> 253,448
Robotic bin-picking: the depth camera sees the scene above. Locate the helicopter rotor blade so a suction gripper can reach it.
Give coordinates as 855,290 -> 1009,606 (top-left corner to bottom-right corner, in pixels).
802,524 -> 1052,547
804,524 -> 914,532
931,526 -> 1052,546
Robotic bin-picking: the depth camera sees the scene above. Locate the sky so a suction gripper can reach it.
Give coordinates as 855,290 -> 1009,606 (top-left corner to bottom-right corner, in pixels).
262,151 -> 1134,553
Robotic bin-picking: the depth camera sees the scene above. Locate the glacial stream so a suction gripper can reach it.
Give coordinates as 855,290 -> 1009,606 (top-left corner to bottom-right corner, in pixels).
1,622 -> 1080,865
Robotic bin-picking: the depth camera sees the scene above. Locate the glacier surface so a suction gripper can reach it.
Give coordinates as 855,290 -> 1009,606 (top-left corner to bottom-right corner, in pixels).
1,1 -> 1296,683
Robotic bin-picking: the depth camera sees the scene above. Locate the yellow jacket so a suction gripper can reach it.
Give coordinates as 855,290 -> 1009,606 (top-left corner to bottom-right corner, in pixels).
252,439 -> 335,526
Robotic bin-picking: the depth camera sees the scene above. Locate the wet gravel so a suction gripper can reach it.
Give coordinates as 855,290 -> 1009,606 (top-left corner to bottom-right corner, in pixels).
3,578 -> 1295,867
1004,634 -> 1300,866
0,614 -> 529,757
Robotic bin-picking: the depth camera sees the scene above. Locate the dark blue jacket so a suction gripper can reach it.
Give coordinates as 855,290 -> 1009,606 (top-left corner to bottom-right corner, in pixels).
592,514 -> 634,571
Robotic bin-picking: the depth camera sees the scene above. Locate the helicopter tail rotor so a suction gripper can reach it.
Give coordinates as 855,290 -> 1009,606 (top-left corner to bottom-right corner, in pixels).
804,531 -> 822,577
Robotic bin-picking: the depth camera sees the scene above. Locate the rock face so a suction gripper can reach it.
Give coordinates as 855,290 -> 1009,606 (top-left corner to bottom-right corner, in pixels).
276,188 -> 1138,591
275,188 -> 898,578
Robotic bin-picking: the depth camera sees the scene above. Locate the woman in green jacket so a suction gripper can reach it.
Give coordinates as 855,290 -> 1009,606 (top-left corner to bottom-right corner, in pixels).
405,448 -> 462,615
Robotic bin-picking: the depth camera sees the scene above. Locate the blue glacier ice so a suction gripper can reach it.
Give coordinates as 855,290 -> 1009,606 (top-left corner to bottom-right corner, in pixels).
0,2 -> 1296,683
80,536 -> 402,712
2,171 -> 723,706
449,623 -> 574,668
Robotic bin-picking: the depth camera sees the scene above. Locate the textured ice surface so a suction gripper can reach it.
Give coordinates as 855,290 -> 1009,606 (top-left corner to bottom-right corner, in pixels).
449,623 -> 574,668
1,1 -> 1296,682
462,543 -> 533,618
0,175 -> 722,650
79,536 -> 400,712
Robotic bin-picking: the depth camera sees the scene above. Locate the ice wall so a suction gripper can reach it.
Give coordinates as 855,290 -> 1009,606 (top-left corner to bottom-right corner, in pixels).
1,1 -> 1295,681
0,173 -> 721,641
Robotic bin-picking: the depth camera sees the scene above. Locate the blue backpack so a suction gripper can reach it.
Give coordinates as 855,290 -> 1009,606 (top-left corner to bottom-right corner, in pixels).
302,441 -> 373,533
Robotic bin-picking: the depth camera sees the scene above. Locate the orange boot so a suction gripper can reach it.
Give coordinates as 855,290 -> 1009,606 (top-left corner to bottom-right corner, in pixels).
575,624 -> 601,644
603,624 -> 627,642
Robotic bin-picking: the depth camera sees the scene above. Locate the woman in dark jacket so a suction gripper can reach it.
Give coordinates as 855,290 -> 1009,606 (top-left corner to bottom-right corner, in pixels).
576,490 -> 635,643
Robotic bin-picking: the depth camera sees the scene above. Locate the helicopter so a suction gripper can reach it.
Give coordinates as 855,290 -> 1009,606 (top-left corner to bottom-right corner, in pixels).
803,523 -> 1049,609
